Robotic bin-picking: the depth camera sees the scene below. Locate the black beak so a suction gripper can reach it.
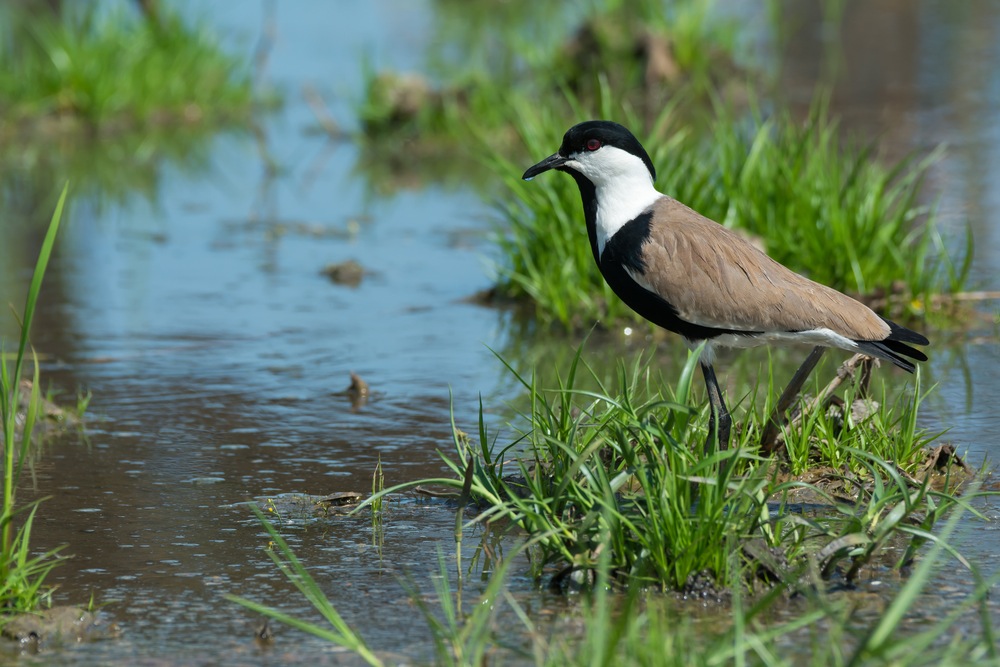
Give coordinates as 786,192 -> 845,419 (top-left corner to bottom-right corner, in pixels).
522,153 -> 567,181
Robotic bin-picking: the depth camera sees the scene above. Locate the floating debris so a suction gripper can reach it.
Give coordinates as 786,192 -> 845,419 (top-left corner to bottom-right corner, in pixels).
346,372 -> 369,398
316,491 -> 363,507
345,371 -> 370,410
255,492 -> 365,520
254,618 -> 274,646
321,260 -> 367,287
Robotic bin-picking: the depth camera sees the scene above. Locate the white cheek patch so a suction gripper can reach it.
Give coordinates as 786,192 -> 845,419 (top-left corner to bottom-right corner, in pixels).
566,147 -> 661,258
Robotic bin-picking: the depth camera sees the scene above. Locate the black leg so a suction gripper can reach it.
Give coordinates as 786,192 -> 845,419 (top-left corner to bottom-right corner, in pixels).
700,361 -> 731,455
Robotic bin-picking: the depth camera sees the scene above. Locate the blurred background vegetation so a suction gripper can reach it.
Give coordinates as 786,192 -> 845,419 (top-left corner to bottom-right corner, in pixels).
0,0 -> 967,326
0,0 -> 268,211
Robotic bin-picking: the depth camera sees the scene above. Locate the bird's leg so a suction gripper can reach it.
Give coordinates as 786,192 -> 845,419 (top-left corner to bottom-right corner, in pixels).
700,362 -> 731,455
760,346 -> 826,456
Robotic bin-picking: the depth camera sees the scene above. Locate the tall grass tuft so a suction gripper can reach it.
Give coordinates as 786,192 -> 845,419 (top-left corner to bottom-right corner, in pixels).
360,343 -> 972,594
701,102 -> 963,299
0,185 -> 69,612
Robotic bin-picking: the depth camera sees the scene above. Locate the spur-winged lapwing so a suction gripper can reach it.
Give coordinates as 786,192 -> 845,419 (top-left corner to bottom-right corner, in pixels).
523,120 -> 929,452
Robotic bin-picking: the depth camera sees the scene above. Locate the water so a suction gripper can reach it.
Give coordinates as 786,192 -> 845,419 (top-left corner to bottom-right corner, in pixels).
3,0 -> 1000,663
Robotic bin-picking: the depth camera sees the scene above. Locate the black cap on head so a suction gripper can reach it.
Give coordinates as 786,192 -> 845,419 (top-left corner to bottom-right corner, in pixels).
558,120 -> 656,181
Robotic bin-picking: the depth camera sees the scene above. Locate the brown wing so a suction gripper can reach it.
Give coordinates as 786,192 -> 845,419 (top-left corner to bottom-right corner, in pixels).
634,197 -> 891,341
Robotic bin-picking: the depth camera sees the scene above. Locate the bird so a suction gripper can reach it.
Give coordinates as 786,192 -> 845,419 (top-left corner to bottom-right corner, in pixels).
522,120 -> 929,453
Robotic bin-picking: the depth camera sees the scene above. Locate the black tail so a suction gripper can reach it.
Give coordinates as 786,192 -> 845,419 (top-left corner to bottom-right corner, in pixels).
854,319 -> 929,373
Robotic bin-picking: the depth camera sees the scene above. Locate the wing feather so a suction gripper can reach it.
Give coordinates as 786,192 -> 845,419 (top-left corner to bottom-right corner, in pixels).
635,197 -> 891,341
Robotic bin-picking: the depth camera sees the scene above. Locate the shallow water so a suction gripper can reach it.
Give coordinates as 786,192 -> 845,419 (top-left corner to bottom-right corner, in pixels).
3,0 -> 1000,663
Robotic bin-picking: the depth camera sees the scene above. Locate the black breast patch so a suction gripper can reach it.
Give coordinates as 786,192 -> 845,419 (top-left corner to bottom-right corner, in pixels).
598,212 -> 748,341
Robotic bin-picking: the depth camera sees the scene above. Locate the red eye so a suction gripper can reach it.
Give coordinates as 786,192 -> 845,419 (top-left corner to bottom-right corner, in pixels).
585,138 -> 602,151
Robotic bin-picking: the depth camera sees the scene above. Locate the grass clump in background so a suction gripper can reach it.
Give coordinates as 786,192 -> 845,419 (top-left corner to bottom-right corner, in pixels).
352,0 -> 746,193
0,2 -> 257,132
0,1 -> 271,211
357,0 -> 742,139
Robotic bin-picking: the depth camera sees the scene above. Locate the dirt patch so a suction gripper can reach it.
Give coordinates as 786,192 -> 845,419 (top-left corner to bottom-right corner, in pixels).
2,606 -> 121,649
257,491 -> 365,520
2,380 -> 83,446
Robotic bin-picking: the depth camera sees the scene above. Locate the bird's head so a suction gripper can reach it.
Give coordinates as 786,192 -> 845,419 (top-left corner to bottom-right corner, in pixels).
522,120 -> 656,187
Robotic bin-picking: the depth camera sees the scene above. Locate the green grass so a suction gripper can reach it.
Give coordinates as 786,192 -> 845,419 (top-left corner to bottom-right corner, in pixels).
492,95 -> 969,330
0,4 -> 257,129
231,472 -> 996,666
0,186 -> 69,613
775,366 -> 936,476
352,343 -> 976,595
702,102 -> 968,300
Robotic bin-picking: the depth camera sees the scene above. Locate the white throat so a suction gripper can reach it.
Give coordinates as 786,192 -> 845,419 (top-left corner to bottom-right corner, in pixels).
565,146 -> 662,257
594,176 -> 661,256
